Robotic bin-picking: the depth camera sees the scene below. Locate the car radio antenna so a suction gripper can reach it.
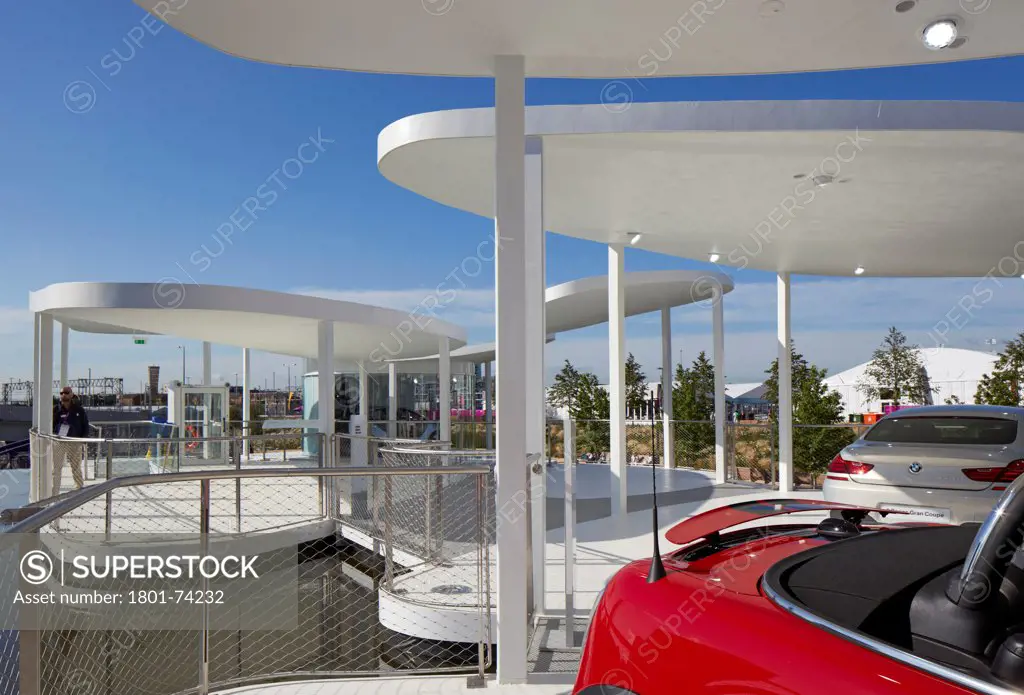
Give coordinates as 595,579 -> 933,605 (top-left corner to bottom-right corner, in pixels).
647,397 -> 667,584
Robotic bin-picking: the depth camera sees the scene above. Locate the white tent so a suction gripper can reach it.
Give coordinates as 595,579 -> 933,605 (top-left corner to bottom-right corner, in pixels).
823,347 -> 997,415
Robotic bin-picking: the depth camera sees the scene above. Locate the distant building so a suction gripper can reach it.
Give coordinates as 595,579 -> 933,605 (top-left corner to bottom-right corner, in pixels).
823,347 -> 996,415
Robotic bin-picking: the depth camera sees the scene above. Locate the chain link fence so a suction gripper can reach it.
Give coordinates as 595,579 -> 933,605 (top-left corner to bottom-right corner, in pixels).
1,462 -> 493,695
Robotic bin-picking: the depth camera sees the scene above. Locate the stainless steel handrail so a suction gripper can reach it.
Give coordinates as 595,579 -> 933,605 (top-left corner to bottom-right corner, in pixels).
5,465 -> 490,535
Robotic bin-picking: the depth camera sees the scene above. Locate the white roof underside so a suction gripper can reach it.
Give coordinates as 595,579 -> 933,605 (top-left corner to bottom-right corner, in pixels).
135,1 -> 1024,77
388,270 -> 733,365
379,100 -> 1024,277
30,283 -> 466,362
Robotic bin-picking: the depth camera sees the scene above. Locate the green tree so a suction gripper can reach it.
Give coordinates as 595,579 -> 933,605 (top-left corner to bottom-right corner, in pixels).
575,372 -> 611,455
548,359 -> 584,415
975,333 -> 1024,406
624,353 -> 648,417
857,327 -> 931,406
670,352 -> 716,469
673,352 -> 715,421
764,342 -> 851,485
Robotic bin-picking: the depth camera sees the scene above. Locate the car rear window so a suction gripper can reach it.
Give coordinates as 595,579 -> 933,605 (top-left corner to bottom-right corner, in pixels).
864,416 -> 1018,445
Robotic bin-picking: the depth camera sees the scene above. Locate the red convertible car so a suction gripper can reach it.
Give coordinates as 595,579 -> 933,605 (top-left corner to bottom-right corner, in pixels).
574,480 -> 1024,694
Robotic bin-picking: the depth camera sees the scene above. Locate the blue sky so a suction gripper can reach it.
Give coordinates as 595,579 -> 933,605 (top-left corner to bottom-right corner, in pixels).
3,2 -> 1024,390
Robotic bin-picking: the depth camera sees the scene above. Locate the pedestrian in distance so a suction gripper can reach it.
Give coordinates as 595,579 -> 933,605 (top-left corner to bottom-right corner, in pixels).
52,386 -> 89,495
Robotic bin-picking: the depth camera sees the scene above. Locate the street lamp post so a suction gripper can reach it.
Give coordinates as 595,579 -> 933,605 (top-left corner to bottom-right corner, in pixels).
178,345 -> 186,386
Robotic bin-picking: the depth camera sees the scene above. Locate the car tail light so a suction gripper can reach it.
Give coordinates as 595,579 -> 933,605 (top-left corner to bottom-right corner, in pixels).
828,453 -> 874,475
963,459 -> 1024,483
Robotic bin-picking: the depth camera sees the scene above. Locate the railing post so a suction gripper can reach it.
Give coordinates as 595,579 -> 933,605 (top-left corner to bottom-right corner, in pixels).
18,532 -> 42,695
317,434 -> 326,520
563,417 -> 576,647
104,438 -> 113,540
384,474 -> 394,592
199,479 -> 211,695
234,439 -> 242,533
424,472 -> 433,560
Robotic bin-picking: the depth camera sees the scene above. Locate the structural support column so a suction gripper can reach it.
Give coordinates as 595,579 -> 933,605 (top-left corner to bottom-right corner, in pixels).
202,341 -> 212,386
60,324 -> 69,388
712,286 -> 727,485
608,243 -> 627,518
242,348 -> 251,458
484,360 -> 493,449
387,362 -> 398,439
317,321 -> 335,455
494,54 -> 528,686
661,307 -> 674,469
777,273 -> 794,493
31,314 -> 40,430
36,314 -> 54,502
525,136 -> 546,613
438,337 -> 451,445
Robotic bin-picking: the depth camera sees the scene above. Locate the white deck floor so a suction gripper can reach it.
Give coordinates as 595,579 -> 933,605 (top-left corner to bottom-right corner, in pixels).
219,676 -> 570,694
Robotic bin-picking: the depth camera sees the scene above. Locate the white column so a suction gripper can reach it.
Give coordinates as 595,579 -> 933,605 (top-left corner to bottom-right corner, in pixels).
358,361 -> 370,424
608,243 -> 627,518
661,307 -> 674,469
242,348 -> 251,458
202,341 -> 212,386
387,362 -> 398,439
713,286 -> 727,485
438,337 -> 451,445
37,314 -> 54,502
29,314 -> 41,502
202,341 -> 213,458
484,360 -> 493,449
317,321 -> 335,448
777,272 -> 794,493
31,313 -> 40,430
525,135 -> 546,614
494,53 -> 528,685
60,323 -> 69,388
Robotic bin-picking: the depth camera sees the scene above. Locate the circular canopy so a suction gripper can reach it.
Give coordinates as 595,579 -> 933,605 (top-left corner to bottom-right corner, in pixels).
30,282 -> 466,363
379,100 -> 1024,277
390,270 -> 733,366
136,0 -> 1023,78
545,270 -> 732,333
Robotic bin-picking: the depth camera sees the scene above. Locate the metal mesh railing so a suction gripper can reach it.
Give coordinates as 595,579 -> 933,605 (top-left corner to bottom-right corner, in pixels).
26,430 -> 325,504
1,464 -> 493,695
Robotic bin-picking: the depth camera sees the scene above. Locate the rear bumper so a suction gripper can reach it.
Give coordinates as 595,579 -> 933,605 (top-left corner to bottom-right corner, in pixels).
822,478 -> 998,524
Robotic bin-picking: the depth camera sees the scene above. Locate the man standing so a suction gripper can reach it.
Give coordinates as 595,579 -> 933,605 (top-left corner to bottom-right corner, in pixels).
52,386 -> 89,495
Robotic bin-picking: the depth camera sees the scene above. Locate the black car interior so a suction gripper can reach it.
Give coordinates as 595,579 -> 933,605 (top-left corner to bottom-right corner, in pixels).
764,511 -> 1024,689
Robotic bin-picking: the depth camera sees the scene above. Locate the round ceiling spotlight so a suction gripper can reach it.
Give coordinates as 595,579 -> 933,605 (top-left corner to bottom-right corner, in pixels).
922,19 -> 959,50
708,253 -> 720,263
895,1 -> 917,14
854,266 -> 866,276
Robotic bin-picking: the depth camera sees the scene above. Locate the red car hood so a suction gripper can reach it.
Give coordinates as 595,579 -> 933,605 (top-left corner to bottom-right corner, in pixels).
664,498 -> 904,546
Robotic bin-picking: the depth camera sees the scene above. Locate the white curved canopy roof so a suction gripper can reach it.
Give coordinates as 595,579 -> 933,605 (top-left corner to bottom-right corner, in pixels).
30,282 -> 466,362
379,100 -> 1024,277
136,0 -> 1024,78
389,270 -> 732,365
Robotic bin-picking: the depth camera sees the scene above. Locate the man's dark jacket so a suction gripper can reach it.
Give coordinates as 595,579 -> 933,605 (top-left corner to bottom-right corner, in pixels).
52,397 -> 90,438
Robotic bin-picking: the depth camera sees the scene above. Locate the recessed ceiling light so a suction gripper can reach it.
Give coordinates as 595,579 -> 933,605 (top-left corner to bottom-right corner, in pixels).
629,233 -> 643,246
922,19 -> 958,50
812,174 -> 836,187
709,253 -> 720,263
895,1 -> 916,14
854,266 -> 866,275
